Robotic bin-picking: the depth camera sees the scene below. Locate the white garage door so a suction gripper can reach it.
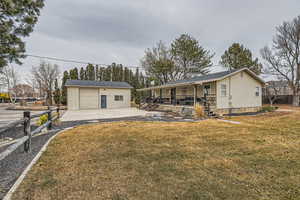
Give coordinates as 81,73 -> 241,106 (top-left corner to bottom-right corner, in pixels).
80,88 -> 99,109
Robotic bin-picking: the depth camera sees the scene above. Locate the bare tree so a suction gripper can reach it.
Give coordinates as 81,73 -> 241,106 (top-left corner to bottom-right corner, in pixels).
0,65 -> 19,103
261,15 -> 300,106
32,61 -> 60,105
25,74 -> 45,99
264,81 -> 281,106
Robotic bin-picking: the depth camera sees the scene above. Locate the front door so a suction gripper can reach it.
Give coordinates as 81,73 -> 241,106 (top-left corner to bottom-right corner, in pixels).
100,95 -> 107,108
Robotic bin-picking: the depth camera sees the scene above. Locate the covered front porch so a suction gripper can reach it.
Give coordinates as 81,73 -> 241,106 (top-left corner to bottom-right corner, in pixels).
138,81 -> 217,109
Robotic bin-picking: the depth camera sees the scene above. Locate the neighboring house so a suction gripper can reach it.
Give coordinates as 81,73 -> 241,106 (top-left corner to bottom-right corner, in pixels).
13,84 -> 39,99
138,68 -> 265,115
262,81 -> 294,104
65,80 -> 133,110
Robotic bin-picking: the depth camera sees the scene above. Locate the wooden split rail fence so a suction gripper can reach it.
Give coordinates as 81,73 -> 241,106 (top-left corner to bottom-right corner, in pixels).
0,107 -> 60,162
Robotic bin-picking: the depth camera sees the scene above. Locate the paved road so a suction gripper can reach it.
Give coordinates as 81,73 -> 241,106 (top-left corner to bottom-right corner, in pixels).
0,105 -> 42,128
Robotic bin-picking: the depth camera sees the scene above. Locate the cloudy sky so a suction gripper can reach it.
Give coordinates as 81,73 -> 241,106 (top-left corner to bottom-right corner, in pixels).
15,0 -> 300,81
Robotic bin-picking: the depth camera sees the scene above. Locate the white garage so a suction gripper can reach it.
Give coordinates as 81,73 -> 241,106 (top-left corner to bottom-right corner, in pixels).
65,80 -> 133,110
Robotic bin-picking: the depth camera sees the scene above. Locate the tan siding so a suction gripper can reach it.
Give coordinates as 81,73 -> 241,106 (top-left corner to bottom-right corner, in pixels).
79,88 -> 99,109
99,88 -> 131,109
67,87 -> 79,110
216,71 -> 263,109
67,87 -> 131,110
176,86 -> 193,99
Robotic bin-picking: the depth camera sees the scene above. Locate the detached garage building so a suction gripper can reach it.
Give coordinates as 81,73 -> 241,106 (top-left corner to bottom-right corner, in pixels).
65,80 -> 133,110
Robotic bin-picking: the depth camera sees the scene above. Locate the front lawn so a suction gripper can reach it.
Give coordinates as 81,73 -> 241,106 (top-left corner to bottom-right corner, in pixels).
13,110 -> 300,200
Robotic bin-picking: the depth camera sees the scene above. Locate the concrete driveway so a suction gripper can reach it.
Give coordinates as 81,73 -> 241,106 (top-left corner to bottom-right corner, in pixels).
60,107 -> 160,122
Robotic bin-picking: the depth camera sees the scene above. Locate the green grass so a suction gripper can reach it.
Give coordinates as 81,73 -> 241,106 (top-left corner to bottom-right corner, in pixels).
12,109 -> 300,200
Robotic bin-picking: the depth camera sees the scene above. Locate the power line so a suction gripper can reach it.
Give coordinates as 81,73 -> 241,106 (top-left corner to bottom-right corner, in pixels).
25,54 -> 141,70
21,53 -> 223,72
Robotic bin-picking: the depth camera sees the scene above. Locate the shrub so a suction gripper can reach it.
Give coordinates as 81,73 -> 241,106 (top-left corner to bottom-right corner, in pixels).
260,106 -> 277,112
194,104 -> 205,118
37,114 -> 48,126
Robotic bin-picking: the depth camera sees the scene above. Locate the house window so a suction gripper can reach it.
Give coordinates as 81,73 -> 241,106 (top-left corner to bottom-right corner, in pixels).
221,84 -> 227,97
255,87 -> 260,96
114,95 -> 124,101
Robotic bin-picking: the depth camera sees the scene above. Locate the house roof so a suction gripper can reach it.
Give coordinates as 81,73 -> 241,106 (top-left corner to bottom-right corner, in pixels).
137,68 -> 265,91
65,80 -> 133,89
166,69 -> 239,85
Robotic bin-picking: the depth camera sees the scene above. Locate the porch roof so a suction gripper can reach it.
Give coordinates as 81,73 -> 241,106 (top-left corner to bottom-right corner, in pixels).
137,68 -> 265,91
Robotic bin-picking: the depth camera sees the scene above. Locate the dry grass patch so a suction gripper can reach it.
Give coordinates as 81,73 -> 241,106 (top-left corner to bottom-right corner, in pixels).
12,112 -> 300,200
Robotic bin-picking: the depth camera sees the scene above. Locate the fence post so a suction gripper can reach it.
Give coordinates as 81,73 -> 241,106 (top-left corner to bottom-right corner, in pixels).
47,106 -> 52,130
56,106 -> 60,119
24,111 -> 31,153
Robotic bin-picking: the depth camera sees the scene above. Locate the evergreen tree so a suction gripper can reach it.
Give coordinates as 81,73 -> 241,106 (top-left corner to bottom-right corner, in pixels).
220,43 -> 262,74
103,66 -> 112,81
111,63 -> 117,81
124,67 -> 130,83
86,64 -> 95,80
79,67 -> 85,80
99,67 -> 105,81
170,34 -> 214,79
95,65 -> 99,81
53,78 -> 61,105
73,67 -> 79,79
61,71 -> 69,105
69,67 -> 79,80
1,0 -> 45,68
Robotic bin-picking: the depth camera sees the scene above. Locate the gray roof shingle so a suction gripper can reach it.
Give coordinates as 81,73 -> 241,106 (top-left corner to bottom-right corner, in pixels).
137,68 -> 264,91
164,69 -> 239,86
65,80 -> 133,89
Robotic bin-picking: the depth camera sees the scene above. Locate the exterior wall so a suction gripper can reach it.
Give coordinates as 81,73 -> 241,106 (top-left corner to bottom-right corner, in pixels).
67,87 -> 131,110
67,87 -> 79,110
216,71 -> 263,110
216,107 -> 261,115
79,88 -> 99,109
99,88 -> 131,109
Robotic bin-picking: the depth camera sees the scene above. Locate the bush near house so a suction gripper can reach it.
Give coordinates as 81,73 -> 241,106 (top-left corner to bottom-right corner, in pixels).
194,104 -> 205,118
260,105 -> 278,112
37,114 -> 48,126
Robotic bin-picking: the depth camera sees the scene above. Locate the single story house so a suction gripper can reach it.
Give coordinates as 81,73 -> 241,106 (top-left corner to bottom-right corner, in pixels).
65,80 -> 133,110
137,68 -> 265,115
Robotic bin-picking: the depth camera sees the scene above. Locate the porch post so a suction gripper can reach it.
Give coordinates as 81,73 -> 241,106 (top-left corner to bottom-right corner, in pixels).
194,85 -> 197,106
159,88 -> 162,103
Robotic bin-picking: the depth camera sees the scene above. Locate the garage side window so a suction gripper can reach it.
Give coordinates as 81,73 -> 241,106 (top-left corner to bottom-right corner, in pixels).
221,84 -> 227,97
114,95 -> 124,101
255,87 -> 260,96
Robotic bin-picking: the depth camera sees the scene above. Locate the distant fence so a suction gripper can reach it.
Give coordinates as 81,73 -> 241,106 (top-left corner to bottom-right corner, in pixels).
0,107 -> 60,162
263,95 -> 293,104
